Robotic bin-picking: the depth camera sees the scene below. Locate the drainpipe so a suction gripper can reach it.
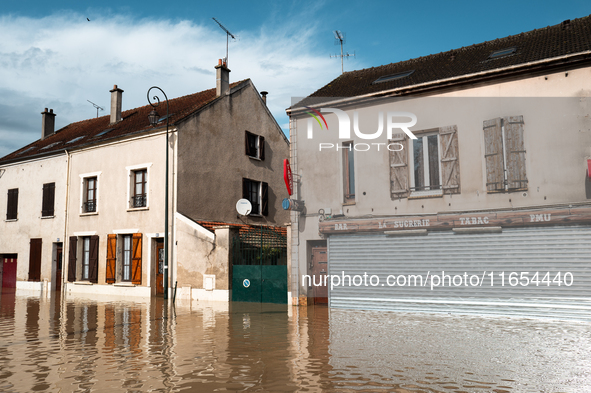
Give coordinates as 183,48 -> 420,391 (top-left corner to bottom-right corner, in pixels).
62,149 -> 71,296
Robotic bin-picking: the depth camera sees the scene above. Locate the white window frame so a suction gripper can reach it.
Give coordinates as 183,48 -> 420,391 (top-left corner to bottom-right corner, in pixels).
126,163 -> 152,211
82,236 -> 90,280
79,171 -> 102,215
409,132 -> 443,198
246,179 -> 262,216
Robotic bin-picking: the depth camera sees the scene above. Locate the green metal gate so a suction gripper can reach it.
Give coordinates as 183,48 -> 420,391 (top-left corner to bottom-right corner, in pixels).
231,227 -> 288,304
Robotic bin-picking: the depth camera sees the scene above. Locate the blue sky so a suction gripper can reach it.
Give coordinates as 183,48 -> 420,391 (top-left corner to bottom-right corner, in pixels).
1,0 -> 589,157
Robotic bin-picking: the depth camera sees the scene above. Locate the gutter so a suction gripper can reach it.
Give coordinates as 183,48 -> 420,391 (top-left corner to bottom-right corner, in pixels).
63,149 -> 71,295
287,50 -> 591,115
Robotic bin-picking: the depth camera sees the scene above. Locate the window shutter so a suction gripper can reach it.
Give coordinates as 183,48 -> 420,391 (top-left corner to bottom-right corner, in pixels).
242,178 -> 249,199
68,237 -> 77,282
6,189 -> 18,220
106,234 -> 117,284
483,118 -> 504,192
504,116 -> 527,190
131,233 -> 142,285
89,235 -> 99,283
28,238 -> 42,282
389,134 -> 409,198
42,183 -> 55,217
439,125 -> 461,194
261,182 -> 269,216
259,136 -> 265,160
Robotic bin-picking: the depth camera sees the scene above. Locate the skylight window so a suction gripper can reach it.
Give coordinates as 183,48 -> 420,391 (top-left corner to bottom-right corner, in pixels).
94,128 -> 114,138
17,146 -> 36,155
66,136 -> 85,144
488,47 -> 516,59
372,70 -> 415,84
40,142 -> 62,150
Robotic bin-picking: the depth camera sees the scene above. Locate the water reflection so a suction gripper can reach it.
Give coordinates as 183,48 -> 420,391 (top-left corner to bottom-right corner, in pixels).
0,292 -> 590,392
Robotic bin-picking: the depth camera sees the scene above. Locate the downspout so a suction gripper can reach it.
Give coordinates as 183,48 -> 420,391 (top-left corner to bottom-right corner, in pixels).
62,149 -> 71,296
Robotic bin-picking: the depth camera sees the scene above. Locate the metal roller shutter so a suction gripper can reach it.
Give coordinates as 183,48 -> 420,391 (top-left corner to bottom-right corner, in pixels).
328,225 -> 591,321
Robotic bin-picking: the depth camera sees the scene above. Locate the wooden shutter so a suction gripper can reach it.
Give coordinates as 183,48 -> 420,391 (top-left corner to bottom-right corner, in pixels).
42,183 -> 55,217
504,116 -> 527,190
259,136 -> 265,160
242,178 -> 249,199
389,134 -> 409,198
131,233 -> 142,285
483,118 -> 504,192
6,189 -> 18,220
68,237 -> 77,282
106,234 -> 117,284
261,182 -> 269,216
89,235 -> 99,283
28,238 -> 42,282
439,125 -> 461,194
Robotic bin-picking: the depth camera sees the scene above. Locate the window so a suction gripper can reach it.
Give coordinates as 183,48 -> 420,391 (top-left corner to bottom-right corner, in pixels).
42,182 -> 55,217
245,131 -> 265,160
122,235 -> 132,281
372,70 -> 415,84
131,170 -> 147,208
389,126 -> 460,199
6,188 -> 18,220
28,238 -> 42,282
83,177 -> 97,213
488,47 -> 516,60
82,237 -> 91,280
411,133 -> 441,194
483,116 -> 527,192
343,142 -> 355,202
242,178 -> 269,216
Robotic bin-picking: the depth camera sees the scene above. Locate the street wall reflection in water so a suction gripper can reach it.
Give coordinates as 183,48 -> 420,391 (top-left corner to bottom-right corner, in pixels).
1,290 -> 591,392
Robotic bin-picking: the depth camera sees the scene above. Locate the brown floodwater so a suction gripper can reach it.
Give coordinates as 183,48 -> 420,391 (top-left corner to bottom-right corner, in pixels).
1,289 -> 591,392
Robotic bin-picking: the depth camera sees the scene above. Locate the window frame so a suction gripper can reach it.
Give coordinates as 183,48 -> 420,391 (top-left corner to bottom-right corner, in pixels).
342,141 -> 356,203
409,131 -> 443,198
122,234 -> 132,282
245,131 -> 265,160
242,178 -> 269,216
126,163 -> 151,211
79,172 -> 101,215
6,188 -> 18,221
82,236 -> 91,280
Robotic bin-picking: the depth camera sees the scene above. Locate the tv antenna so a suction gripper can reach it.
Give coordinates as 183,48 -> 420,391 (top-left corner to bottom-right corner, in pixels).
212,17 -> 236,66
331,30 -> 355,74
87,100 -> 104,118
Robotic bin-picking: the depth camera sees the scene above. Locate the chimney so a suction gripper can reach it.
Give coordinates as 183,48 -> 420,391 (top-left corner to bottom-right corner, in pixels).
215,59 -> 231,97
41,108 -> 56,140
109,84 -> 124,124
260,91 -> 268,105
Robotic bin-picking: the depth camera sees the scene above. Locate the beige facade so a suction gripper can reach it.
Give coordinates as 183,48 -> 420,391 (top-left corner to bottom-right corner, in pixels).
0,154 -> 67,292
288,65 -> 591,303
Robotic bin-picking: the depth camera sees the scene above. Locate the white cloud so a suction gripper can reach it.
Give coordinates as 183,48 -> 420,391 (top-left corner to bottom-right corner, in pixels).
0,12 -> 341,157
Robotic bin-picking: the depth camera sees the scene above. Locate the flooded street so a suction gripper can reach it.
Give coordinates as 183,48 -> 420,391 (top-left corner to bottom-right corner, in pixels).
1,291 -> 591,392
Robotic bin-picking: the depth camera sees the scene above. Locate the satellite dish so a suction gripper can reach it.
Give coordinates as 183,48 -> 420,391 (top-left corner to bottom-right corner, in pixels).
236,199 -> 252,216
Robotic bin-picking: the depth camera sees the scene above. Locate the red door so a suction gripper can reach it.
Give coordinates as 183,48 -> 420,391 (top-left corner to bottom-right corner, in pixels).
2,257 -> 17,289
155,241 -> 164,296
310,247 -> 328,304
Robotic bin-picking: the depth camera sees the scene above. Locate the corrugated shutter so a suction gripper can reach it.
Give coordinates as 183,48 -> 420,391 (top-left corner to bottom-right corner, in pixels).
504,116 -> 527,190
68,237 -> 77,282
328,226 -> 591,321
483,118 -> 504,192
389,133 -> 408,198
439,125 -> 460,194
131,233 -> 142,285
28,238 -> 42,282
89,235 -> 99,283
106,234 -> 116,284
